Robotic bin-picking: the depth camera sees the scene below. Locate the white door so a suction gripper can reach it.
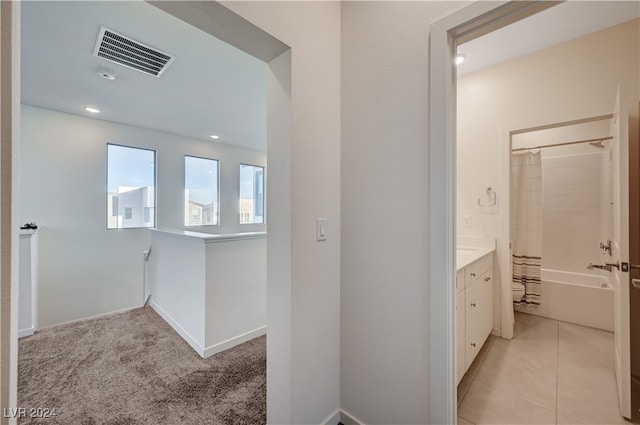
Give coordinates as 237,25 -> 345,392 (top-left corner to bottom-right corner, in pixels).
612,85 -> 631,419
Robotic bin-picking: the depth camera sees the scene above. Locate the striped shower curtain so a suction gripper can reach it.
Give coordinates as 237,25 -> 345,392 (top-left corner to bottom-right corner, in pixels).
511,151 -> 542,310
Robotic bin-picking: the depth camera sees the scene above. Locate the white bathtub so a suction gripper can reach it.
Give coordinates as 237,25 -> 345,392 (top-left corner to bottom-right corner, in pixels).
522,269 -> 613,332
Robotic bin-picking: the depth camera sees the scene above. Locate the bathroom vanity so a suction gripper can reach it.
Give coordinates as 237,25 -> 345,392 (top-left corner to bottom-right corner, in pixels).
456,241 -> 494,384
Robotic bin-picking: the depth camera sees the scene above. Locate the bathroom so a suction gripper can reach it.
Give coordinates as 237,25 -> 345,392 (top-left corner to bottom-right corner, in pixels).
454,6 -> 639,425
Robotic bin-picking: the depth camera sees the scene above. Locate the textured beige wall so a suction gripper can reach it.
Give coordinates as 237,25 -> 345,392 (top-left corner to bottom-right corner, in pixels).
340,2 -> 472,423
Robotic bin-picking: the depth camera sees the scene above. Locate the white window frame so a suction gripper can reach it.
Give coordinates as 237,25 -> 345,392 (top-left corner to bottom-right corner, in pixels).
184,155 -> 220,227
106,143 -> 156,230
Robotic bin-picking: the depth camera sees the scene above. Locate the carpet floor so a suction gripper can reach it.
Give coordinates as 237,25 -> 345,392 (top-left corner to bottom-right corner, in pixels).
18,307 -> 266,425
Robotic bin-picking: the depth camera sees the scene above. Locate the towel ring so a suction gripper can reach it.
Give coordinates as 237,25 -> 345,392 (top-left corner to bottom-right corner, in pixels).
478,187 -> 497,206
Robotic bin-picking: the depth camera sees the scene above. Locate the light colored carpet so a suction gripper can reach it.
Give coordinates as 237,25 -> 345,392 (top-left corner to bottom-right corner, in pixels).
18,307 -> 266,425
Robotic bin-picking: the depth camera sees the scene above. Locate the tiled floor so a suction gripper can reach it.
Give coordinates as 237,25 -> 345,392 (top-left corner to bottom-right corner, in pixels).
457,312 -> 629,425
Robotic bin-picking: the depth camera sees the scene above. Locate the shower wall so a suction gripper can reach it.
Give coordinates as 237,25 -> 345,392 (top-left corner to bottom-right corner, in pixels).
541,150 -> 612,274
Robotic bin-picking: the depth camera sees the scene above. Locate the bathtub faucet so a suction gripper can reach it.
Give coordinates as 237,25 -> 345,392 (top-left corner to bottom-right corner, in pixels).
586,262 -> 620,272
600,240 -> 612,256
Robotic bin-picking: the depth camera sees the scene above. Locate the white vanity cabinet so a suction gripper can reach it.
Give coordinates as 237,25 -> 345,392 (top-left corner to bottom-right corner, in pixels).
455,270 -> 466,384
456,252 -> 493,384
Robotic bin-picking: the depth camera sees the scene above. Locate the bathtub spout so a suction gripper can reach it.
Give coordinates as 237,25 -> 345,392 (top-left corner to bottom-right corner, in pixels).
606,262 -> 620,271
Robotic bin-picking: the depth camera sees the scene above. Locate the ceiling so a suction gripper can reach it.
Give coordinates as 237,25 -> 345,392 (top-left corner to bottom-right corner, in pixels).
21,1 -> 268,152
21,2 -> 640,153
457,1 -> 640,76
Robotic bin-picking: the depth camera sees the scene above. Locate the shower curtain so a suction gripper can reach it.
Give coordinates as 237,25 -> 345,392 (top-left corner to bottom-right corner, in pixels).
511,151 -> 542,310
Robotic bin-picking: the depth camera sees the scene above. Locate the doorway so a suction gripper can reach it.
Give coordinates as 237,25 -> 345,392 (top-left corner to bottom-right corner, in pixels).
3,2 -> 294,423
429,2 -> 639,423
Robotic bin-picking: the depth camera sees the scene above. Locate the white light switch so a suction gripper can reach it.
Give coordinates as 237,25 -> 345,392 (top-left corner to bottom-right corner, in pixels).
316,218 -> 327,242
464,215 -> 472,228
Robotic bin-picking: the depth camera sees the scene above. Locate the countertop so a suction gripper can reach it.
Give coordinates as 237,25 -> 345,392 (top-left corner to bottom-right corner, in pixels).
151,228 -> 266,243
456,247 -> 494,270
456,237 -> 496,270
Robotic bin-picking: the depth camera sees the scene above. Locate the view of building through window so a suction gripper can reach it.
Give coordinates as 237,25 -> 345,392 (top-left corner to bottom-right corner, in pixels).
107,144 -> 156,229
239,164 -> 264,224
185,156 -> 219,226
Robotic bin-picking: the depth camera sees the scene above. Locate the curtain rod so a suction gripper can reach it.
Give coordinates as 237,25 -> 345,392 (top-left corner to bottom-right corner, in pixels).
512,136 -> 613,152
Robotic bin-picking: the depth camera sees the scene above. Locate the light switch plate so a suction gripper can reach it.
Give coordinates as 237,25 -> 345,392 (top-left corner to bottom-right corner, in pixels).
316,218 -> 327,241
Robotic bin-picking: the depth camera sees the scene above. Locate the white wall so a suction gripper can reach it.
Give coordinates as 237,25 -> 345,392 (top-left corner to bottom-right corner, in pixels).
341,2 -> 470,424
148,230 -> 266,356
19,105 -> 266,327
457,18 -> 640,334
219,3 -> 342,424
541,151 -> 611,274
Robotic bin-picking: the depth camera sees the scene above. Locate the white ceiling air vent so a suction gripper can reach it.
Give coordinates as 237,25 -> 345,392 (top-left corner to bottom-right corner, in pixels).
93,27 -> 174,78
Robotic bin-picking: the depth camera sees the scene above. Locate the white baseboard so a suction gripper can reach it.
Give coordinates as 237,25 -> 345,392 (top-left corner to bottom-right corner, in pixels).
36,305 -> 139,331
340,409 -> 364,425
149,301 -> 205,357
321,409 -> 341,425
18,327 -> 34,338
203,326 -> 266,358
321,409 -> 364,425
150,301 -> 266,359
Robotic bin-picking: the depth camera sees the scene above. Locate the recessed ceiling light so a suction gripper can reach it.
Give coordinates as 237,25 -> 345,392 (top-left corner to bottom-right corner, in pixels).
456,54 -> 466,65
84,106 -> 101,114
210,135 -> 220,139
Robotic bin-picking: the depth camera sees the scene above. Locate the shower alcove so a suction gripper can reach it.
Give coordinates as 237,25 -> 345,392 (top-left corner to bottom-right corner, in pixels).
507,117 -> 615,331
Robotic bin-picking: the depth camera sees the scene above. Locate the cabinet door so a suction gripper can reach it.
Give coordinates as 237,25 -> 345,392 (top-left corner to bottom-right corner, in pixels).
478,268 -> 493,340
465,281 -> 483,368
456,290 -> 465,384
465,267 -> 493,369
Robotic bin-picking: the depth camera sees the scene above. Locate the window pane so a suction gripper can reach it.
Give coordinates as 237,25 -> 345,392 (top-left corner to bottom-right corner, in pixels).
185,156 -> 219,226
239,164 -> 265,224
107,144 -> 155,229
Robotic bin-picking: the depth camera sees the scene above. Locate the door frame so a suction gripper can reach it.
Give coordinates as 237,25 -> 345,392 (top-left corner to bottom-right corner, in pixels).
428,2 -> 561,423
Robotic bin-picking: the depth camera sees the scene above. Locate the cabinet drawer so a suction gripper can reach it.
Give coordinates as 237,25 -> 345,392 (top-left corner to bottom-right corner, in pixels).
465,253 -> 492,287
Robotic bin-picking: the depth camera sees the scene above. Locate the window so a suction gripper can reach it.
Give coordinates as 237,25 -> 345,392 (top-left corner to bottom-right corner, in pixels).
107,144 -> 155,229
143,207 -> 152,223
239,164 -> 265,224
185,156 -> 219,226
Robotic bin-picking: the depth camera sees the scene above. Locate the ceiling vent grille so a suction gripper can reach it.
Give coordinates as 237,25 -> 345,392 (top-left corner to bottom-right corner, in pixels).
93,27 -> 174,77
